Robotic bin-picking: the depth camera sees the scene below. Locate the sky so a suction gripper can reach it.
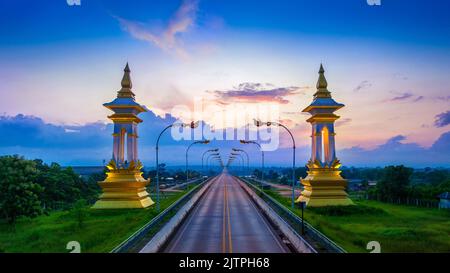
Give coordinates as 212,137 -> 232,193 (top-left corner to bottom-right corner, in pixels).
0,0 -> 449,167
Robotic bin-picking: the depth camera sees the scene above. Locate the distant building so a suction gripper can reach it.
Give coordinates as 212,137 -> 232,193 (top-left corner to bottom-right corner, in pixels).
347,179 -> 377,191
438,192 -> 450,209
347,179 -> 364,191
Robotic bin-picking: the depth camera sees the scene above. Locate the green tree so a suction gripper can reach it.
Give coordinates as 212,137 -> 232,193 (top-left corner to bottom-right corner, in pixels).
34,161 -> 80,210
294,167 -> 307,180
376,165 -> 413,202
0,155 -> 43,224
252,169 -> 262,179
279,176 -> 289,185
426,170 -> 449,186
72,199 -> 88,229
268,170 -> 279,181
33,161 -> 99,210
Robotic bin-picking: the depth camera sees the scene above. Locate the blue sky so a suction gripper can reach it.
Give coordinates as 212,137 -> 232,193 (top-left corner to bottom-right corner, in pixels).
0,0 -> 449,167
2,1 -> 450,46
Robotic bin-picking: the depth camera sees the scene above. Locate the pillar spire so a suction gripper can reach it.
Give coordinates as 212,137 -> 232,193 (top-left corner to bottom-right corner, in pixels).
117,62 -> 135,98
314,63 -> 332,99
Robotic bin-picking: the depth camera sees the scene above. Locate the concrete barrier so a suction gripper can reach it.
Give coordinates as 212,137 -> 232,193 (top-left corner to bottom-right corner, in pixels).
139,177 -> 215,253
235,177 -> 317,253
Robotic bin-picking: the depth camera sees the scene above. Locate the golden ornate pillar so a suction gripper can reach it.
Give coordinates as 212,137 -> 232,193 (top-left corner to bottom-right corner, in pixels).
296,64 -> 353,207
92,63 -> 154,209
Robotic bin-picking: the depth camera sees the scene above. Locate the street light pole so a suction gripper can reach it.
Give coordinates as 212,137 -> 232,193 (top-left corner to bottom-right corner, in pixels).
206,153 -> 219,173
186,140 -> 209,184
156,124 -> 173,212
255,119 -> 297,208
229,156 -> 237,174
240,140 -> 264,190
231,152 -> 245,175
227,157 -> 236,173
232,148 -> 249,175
155,121 -> 198,212
209,156 -> 221,173
202,148 -> 218,174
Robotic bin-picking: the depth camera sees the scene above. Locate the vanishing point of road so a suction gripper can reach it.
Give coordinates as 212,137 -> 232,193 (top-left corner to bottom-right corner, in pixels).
161,172 -> 291,253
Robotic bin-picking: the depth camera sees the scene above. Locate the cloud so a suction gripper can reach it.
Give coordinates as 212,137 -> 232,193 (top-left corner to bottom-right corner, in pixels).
430,131 -> 450,152
1,113 -> 449,168
384,135 -> 406,144
340,133 -> 450,167
210,82 -> 303,104
392,73 -> 409,80
382,91 -> 426,103
335,118 -> 352,127
353,80 -> 372,92
434,96 -> 450,102
116,0 -> 198,60
434,110 -> 450,128
388,92 -> 414,102
0,112 -> 183,165
413,96 -> 424,102
0,114 -> 110,149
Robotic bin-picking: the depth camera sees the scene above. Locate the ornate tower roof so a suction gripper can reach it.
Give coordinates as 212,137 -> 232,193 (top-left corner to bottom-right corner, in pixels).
103,63 -> 147,123
117,63 -> 136,98
314,64 -> 331,99
302,64 -> 344,114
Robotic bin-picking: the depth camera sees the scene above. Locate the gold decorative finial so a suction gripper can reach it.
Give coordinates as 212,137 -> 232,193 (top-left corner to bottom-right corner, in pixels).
117,62 -> 135,98
314,63 -> 331,99
121,62 -> 132,88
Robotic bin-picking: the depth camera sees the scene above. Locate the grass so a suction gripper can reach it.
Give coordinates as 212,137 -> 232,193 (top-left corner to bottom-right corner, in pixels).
264,189 -> 450,253
0,190 -> 190,253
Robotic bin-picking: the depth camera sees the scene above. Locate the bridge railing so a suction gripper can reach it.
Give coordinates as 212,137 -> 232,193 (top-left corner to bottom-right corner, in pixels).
110,176 -> 213,253
241,177 -> 346,253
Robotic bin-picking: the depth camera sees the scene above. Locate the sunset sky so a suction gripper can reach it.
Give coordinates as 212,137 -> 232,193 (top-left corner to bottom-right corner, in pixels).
0,0 -> 449,167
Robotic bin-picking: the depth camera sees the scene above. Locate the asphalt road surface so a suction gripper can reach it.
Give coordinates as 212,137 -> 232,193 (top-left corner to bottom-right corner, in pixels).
162,172 -> 290,253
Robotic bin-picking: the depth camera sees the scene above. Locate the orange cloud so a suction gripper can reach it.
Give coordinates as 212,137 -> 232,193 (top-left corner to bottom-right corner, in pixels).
209,82 -> 306,105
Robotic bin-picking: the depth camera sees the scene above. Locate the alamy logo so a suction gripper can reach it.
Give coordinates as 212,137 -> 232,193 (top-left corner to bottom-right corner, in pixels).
66,241 -> 81,253
67,0 -> 81,6
367,241 -> 381,253
367,0 -> 381,6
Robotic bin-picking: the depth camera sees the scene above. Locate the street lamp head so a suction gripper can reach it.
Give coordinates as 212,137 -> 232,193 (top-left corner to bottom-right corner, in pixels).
183,121 -> 199,129
253,118 -> 262,127
241,140 -> 257,145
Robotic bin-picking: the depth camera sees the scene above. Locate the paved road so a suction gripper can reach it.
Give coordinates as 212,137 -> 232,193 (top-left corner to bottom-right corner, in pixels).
162,172 -> 290,253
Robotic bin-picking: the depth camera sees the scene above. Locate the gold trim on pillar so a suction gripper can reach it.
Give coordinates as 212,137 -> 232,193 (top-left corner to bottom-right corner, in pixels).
92,160 -> 154,209
296,159 -> 353,206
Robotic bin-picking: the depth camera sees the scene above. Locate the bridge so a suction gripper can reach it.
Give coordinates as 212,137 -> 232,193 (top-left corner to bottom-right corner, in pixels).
96,63 -> 352,253
108,172 -> 346,253
159,172 -> 290,253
